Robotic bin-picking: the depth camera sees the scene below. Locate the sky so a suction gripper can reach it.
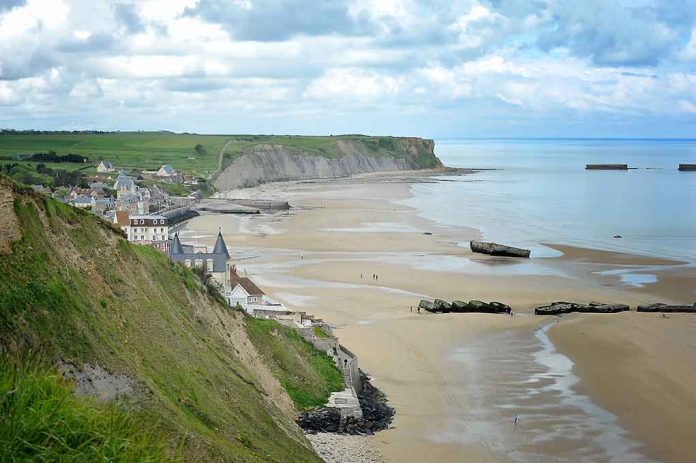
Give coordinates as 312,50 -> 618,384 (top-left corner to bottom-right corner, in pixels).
0,0 -> 695,138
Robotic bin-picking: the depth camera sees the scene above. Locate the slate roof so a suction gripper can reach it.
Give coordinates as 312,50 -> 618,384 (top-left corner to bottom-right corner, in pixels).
170,232 -> 184,254
212,231 -> 230,257
230,274 -> 264,296
158,165 -> 175,175
169,231 -> 230,273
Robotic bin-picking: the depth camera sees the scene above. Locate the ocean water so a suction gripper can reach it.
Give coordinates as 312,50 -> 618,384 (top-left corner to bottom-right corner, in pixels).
407,139 -> 696,262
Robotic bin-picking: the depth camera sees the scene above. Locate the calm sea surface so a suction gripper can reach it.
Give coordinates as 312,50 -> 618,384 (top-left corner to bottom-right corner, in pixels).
407,139 -> 696,262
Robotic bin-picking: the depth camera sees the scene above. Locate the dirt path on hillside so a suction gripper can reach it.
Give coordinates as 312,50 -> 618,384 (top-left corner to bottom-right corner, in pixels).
216,139 -> 234,175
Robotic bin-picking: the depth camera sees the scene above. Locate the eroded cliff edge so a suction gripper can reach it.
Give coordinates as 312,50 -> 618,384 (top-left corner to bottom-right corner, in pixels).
213,136 -> 442,190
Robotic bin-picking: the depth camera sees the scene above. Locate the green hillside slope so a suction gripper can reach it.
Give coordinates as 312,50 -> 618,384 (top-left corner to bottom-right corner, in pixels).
0,177 -> 323,462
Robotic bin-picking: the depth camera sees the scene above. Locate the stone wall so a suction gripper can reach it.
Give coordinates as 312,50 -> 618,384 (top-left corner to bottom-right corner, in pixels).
337,345 -> 362,394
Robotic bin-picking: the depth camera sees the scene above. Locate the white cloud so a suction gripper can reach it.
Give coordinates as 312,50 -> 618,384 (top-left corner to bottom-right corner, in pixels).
0,0 -> 694,134
304,68 -> 402,102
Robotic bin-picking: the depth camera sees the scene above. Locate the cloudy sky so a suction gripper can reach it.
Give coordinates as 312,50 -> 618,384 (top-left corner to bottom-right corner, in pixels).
1,0 -> 695,137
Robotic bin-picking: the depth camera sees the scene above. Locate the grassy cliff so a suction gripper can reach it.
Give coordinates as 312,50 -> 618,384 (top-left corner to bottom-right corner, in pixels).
0,177 -> 326,462
245,319 -> 343,410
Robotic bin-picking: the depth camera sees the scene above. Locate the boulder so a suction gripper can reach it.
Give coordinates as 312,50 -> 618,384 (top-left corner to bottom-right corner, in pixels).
451,300 -> 470,313
489,301 -> 512,314
636,303 -> 696,313
434,299 -> 452,313
468,300 -> 489,311
419,300 -> 437,313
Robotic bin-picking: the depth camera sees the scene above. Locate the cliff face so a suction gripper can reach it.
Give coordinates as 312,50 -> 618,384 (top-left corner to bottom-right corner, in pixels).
0,177 -> 323,462
213,137 -> 441,190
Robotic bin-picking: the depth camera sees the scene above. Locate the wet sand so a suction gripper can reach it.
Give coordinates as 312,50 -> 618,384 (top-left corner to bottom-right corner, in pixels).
550,313 -> 696,463
183,172 -> 695,462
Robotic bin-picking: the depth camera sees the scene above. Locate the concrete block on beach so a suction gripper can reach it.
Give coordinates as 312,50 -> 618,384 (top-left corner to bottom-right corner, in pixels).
585,164 -> 629,170
418,300 -> 436,313
470,240 -> 531,258
636,303 -> 696,313
433,299 -> 452,313
420,299 -> 511,314
534,301 -> 629,315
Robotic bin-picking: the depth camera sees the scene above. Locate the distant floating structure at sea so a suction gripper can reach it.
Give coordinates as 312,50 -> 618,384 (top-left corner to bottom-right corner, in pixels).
678,163 -> 696,171
585,164 -> 628,170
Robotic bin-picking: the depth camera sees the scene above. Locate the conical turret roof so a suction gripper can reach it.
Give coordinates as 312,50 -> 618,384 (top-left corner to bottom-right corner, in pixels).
170,232 -> 183,255
212,230 -> 230,258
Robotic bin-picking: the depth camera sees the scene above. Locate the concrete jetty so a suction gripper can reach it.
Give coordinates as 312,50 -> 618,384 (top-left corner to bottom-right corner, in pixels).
195,199 -> 260,214
224,198 -> 291,210
585,164 -> 628,170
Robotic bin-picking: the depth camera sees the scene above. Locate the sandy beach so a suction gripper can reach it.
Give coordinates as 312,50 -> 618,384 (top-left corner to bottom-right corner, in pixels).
183,172 -> 696,462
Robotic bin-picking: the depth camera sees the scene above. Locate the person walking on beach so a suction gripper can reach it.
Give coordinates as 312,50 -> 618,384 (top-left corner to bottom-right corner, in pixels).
513,414 -> 518,427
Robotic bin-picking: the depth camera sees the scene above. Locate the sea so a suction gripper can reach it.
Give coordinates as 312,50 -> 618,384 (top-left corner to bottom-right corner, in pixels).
407,139 -> 696,263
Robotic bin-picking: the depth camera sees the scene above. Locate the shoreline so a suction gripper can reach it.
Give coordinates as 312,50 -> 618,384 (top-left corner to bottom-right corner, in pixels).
182,170 -> 695,462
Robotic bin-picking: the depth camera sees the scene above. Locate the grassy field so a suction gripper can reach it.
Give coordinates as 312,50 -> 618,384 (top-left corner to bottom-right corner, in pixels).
0,132 -> 228,175
0,177 -> 323,462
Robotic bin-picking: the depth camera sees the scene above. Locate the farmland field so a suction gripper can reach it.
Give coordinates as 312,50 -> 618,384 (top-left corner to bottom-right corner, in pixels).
0,132 -> 229,175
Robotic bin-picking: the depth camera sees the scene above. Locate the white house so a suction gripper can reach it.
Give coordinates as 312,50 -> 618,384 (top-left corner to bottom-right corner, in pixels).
156,164 -> 183,183
97,161 -> 116,172
228,266 -> 286,315
119,214 -> 169,253
156,164 -> 176,177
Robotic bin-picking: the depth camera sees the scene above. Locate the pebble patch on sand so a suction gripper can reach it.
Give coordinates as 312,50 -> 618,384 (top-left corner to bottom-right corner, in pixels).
306,433 -> 384,463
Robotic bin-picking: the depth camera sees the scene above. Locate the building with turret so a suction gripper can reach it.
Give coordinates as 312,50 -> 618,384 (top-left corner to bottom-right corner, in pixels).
169,231 -> 232,296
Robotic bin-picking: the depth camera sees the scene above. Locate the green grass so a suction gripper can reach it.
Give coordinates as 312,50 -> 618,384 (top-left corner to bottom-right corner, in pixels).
245,319 -> 344,410
312,325 -> 332,339
0,355 -> 172,462
0,176 -> 323,462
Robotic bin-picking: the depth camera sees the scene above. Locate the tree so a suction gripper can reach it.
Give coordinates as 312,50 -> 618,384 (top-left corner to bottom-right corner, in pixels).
194,144 -> 207,156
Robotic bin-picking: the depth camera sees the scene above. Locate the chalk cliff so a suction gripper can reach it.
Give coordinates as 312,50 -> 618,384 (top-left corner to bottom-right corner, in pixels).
213,137 -> 442,190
